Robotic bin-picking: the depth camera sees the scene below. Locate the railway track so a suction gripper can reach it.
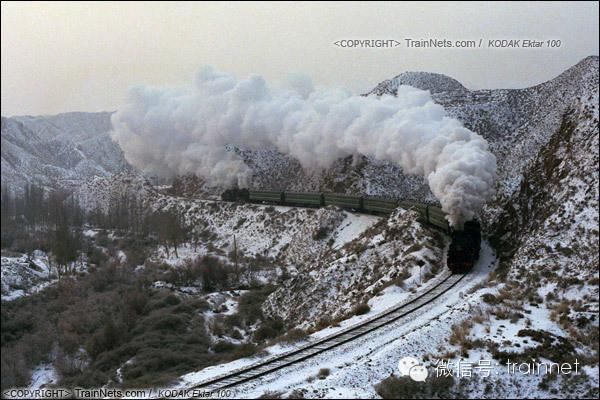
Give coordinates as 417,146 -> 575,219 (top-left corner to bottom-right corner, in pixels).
191,270 -> 466,393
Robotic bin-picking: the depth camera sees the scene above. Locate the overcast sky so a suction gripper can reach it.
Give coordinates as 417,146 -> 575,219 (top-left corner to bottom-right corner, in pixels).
1,1 -> 598,116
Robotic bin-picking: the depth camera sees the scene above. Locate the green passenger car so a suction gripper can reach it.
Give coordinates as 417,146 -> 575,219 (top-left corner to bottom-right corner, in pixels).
284,192 -> 323,206
362,197 -> 398,214
249,190 -> 284,203
323,193 -> 363,209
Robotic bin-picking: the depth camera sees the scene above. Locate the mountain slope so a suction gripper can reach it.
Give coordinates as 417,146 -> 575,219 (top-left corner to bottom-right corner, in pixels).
367,56 -> 599,200
1,112 -> 131,194
366,71 -> 468,96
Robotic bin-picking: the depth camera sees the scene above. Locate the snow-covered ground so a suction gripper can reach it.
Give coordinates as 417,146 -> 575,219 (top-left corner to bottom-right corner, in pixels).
331,214 -> 380,250
1,250 -> 91,302
27,364 -> 59,390
1,251 -> 55,301
168,242 -> 495,398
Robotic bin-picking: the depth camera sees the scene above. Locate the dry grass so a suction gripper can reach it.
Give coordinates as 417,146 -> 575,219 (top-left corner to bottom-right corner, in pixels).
449,319 -> 474,356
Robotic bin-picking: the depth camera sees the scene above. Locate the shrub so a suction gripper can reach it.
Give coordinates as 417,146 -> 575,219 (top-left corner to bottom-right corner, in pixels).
133,311 -> 188,335
197,256 -> 232,292
0,347 -> 30,390
237,285 -> 276,326
352,303 -> 371,316
258,391 -> 284,399
317,368 -> 330,379
375,374 -> 454,399
163,294 -> 181,306
481,293 -> 498,304
449,320 -> 472,345
212,340 -> 236,353
123,290 -> 149,316
223,313 -> 242,329
281,328 -> 309,343
230,343 -> 259,359
87,246 -> 108,266
312,227 -> 329,240
287,389 -> 306,399
60,369 -> 108,388
253,319 -> 284,342
234,217 -> 247,229
383,269 -> 411,288
316,315 -> 332,329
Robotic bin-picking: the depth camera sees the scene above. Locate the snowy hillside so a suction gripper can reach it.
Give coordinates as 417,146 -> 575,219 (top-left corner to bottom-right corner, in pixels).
75,172 -> 158,213
262,208 -> 446,329
366,71 -> 468,96
1,251 -> 54,301
367,56 -> 599,202
1,112 -> 131,194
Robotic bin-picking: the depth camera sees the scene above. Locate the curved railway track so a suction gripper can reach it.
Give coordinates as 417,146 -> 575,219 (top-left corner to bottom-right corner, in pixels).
191,270 -> 466,393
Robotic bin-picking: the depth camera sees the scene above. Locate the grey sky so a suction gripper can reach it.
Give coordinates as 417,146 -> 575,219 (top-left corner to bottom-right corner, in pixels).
1,1 -> 598,117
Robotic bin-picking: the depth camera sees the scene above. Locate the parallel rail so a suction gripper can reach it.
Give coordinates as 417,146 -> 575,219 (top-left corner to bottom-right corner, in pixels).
191,271 -> 465,393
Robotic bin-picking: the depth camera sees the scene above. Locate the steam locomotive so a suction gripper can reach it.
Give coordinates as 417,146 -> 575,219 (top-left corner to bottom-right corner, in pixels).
221,188 -> 481,273
447,220 -> 481,273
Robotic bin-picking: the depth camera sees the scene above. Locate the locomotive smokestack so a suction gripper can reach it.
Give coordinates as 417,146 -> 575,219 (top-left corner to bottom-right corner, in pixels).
111,66 -> 496,227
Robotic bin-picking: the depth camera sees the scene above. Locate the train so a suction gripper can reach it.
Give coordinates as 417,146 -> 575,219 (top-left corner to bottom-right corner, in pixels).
221,188 -> 481,273
221,189 -> 450,230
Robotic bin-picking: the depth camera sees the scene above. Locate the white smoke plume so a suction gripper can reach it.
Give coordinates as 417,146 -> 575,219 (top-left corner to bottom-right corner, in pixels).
111,66 -> 496,227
